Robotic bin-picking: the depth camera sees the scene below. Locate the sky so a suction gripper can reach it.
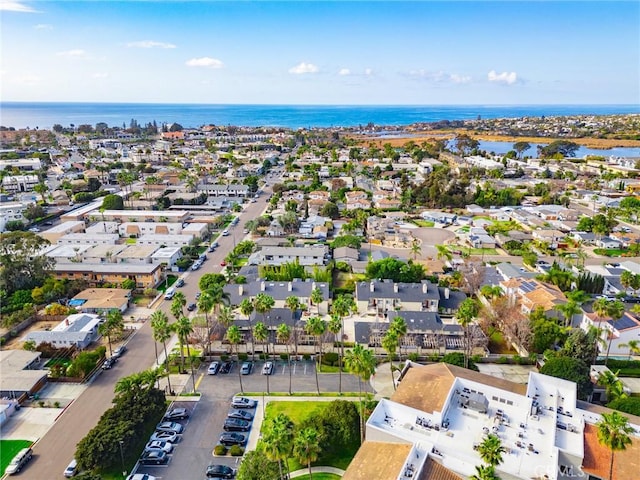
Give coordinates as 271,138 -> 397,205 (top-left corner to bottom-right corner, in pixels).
1,0 -> 639,105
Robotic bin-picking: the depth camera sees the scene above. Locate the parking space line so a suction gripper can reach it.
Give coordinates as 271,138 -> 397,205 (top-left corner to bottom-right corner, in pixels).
293,363 -> 297,375
280,364 -> 285,375
304,363 -> 307,375
194,372 -> 205,390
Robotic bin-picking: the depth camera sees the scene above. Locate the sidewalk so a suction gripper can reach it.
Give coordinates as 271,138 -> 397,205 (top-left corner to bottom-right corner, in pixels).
290,466 -> 346,478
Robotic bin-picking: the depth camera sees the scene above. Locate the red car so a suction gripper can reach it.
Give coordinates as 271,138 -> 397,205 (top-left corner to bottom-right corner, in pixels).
220,261 -> 227,266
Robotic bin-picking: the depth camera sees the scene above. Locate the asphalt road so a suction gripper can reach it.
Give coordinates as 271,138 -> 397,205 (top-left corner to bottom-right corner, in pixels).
136,360 -> 367,480
17,180 -> 277,479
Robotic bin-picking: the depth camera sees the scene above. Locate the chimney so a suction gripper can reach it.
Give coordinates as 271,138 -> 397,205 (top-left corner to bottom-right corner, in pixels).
370,281 -> 375,293
312,281 -> 317,291
393,283 -> 398,293
288,282 -> 293,292
444,287 -> 450,299
422,283 -> 428,294
239,285 -> 243,296
260,281 -> 265,292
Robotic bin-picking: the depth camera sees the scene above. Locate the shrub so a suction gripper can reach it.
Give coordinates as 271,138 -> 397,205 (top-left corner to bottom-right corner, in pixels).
238,353 -> 249,361
259,353 -> 268,360
220,354 -> 229,361
497,356 -> 509,364
303,354 -> 311,361
229,445 -> 244,456
408,353 -> 419,362
214,445 -> 228,456
279,353 -> 289,361
322,352 -> 339,366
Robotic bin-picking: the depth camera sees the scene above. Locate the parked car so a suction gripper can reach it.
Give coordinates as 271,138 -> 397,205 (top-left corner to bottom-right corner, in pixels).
206,464 -> 236,479
139,450 -> 169,465
187,302 -> 197,312
164,407 -> 189,420
208,244 -> 217,252
195,292 -> 201,299
211,241 -> 219,248
223,418 -> 251,432
227,409 -> 254,421
220,361 -> 232,374
150,431 -> 179,443
145,440 -> 173,454
155,421 -> 184,434
126,475 -> 157,480
63,459 -> 77,478
113,345 -> 127,358
220,261 -> 227,267
101,357 -> 117,370
222,230 -> 230,236
191,262 -> 202,271
208,361 -> 220,375
262,361 -> 274,375
240,362 -> 253,375
219,432 -> 246,446
231,397 -> 257,409
5,448 -> 32,475
175,278 -> 185,288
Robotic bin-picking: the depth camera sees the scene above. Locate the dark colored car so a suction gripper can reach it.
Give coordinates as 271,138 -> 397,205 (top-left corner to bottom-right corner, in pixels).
206,464 -> 236,479
227,410 -> 253,421
220,361 -> 232,374
223,418 -> 250,432
139,450 -> 169,465
219,433 -> 246,446
164,407 -> 189,420
187,303 -> 197,312
101,357 -> 117,370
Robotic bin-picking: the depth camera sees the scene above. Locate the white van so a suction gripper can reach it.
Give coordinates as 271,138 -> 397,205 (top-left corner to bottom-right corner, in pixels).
164,287 -> 176,300
6,448 -> 33,475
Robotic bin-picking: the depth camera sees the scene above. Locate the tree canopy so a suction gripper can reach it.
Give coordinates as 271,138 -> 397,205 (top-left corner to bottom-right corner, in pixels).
0,231 -> 54,295
540,356 -> 592,400
366,257 -> 425,283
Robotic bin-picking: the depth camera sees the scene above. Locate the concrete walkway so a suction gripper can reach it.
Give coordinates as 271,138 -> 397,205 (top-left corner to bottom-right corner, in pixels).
290,466 -> 345,478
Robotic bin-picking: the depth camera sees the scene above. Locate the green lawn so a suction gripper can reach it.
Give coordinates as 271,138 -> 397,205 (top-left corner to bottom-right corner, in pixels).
44,358 -> 71,368
293,474 -> 342,480
488,331 -> 516,355
1,440 -> 32,476
593,248 -> 630,257
264,401 -> 359,472
467,248 -> 498,255
412,219 -> 435,227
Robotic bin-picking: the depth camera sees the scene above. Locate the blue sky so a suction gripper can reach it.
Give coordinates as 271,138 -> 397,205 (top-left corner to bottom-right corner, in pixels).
1,1 -> 638,104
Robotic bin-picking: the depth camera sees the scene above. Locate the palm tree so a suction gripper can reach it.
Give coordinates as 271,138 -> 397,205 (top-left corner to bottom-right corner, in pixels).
344,344 -> 376,443
293,427 -> 321,480
477,434 -> 506,468
469,465 -> 500,480
240,298 -> 255,360
557,300 -> 581,328
226,325 -> 243,394
381,330 -> 399,390
593,299 -> 625,365
254,322 -> 269,394
456,298 -> 480,369
217,305 -> 235,330
310,287 -> 324,315
389,316 -> 408,364
596,411 -> 634,480
305,316 -> 327,394
332,294 -> 356,394
436,244 -> 453,263
170,294 -> 186,322
285,295 -> 302,361
276,323 -> 293,395
410,239 -> 422,260
98,309 -> 124,357
619,339 -> 640,360
254,293 -> 275,356
150,311 -> 172,394
262,413 -> 294,480
173,316 -> 193,373
598,370 -> 627,403
197,292 -> 215,355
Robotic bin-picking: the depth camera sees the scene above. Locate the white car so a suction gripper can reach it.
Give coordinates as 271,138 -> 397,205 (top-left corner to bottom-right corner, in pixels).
126,475 -> 157,480
145,440 -> 173,454
150,431 -> 179,443
262,361 -> 274,375
222,229 -> 230,236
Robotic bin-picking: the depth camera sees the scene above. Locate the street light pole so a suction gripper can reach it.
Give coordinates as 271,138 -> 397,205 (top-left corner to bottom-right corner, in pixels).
118,440 -> 126,479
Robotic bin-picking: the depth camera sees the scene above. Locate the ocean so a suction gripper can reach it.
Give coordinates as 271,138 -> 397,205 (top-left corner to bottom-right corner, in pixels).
1,102 -> 638,130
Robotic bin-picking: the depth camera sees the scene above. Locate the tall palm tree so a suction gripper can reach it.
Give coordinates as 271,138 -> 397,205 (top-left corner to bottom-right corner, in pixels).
390,316 -> 408,364
593,299 -> 625,365
170,294 -> 186,322
596,411 -> 634,480
240,298 -> 255,360
344,344 -> 376,443
150,311 -> 172,394
410,239 -> 422,260
173,316 -> 193,373
293,427 -> 321,480
381,330 -> 399,391
477,434 -> 506,468
197,292 -> 215,355
305,316 -> 326,394
285,295 -> 301,361
226,325 -> 243,394
254,293 -> 275,356
436,244 -> 453,262
597,370 -> 627,403
557,300 -> 581,328
469,465 -> 500,480
217,305 -> 235,330
332,294 -> 356,394
276,323 -> 293,395
262,413 -> 294,480
254,322 -> 269,394
98,309 -> 124,357
310,287 -> 324,314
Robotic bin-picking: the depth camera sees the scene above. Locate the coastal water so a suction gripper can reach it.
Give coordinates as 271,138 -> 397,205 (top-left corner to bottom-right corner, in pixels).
477,140 -> 640,159
1,102 -> 638,130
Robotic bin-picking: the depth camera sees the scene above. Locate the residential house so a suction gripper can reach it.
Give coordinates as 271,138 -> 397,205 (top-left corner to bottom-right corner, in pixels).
99,210 -> 190,223
118,222 -> 182,237
421,211 -> 457,225
2,174 -> 39,194
251,244 -> 328,266
198,184 -> 250,197
0,350 -> 47,401
181,223 -> 209,240
69,288 -> 131,314
581,310 -> 640,357
0,201 -> 30,232
57,233 -> 119,246
116,245 -> 159,265
136,234 -> 194,248
24,313 -> 102,349
83,244 -> 129,263
500,278 -> 567,316
151,246 -> 183,268
598,237 -> 623,249
345,191 -> 371,211
52,262 -> 163,289
0,158 -> 42,171
333,246 -> 359,263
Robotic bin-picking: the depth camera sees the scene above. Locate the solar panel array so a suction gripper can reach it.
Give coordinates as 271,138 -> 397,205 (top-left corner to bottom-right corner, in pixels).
611,315 -> 638,331
519,280 -> 537,293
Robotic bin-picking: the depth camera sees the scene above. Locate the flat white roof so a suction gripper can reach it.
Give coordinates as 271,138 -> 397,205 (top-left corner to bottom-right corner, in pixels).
42,220 -> 85,233
101,209 -> 189,218
138,234 -> 193,241
46,244 -> 93,257
151,246 -> 182,258
181,222 -> 208,232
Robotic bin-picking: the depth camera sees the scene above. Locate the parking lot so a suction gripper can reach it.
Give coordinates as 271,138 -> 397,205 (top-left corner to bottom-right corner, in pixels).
135,359 -> 365,480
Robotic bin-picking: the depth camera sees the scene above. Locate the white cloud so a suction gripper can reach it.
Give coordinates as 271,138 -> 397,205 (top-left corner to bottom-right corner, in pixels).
408,69 -> 471,84
185,57 -> 224,68
364,68 -> 373,76
488,70 -> 518,85
450,73 -> 471,84
92,73 -> 109,79
338,68 -> 351,76
34,23 -> 52,30
126,40 -> 176,49
56,49 -> 86,58
288,62 -> 319,75
0,1 -> 39,13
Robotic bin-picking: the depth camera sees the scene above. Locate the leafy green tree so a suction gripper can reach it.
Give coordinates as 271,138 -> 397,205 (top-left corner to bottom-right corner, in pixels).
513,141 -> 531,159
236,450 -> 280,480
23,203 -> 45,221
540,356 -> 592,400
540,140 -> 579,158
330,234 -> 362,249
596,411 -> 634,480
456,298 -> 479,369
198,273 -> 226,291
453,134 -> 479,156
0,231 -> 54,294
262,413 -> 294,480
101,193 -> 124,210
320,201 -> 339,219
607,396 -> 640,417
366,257 -> 425,283
470,465 -> 500,480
